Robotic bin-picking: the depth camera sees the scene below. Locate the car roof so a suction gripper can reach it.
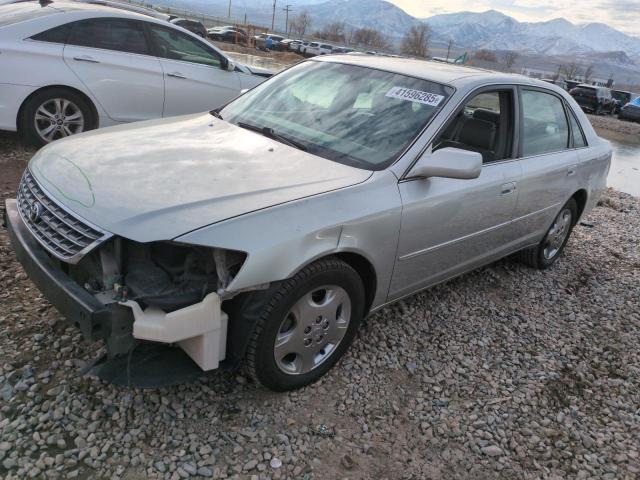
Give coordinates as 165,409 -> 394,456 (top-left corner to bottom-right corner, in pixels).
316,54 -> 559,89
1,0 -> 168,21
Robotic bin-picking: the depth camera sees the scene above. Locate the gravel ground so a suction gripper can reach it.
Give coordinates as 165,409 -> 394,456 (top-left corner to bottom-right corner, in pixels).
587,114 -> 640,143
1,132 -> 640,480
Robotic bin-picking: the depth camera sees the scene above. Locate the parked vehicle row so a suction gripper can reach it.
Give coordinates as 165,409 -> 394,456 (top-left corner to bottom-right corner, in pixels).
4,52 -> 611,390
567,83 -> 640,122
0,0 -> 272,146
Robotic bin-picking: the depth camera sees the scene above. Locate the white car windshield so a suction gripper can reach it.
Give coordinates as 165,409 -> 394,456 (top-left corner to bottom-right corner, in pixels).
220,61 -> 452,170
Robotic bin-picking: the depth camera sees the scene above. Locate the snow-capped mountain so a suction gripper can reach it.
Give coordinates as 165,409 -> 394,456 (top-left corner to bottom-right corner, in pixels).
423,9 -> 640,58
155,0 -> 640,60
304,0 -> 421,38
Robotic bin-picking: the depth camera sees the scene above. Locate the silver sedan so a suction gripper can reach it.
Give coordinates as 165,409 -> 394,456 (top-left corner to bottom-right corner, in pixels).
5,55 -> 611,391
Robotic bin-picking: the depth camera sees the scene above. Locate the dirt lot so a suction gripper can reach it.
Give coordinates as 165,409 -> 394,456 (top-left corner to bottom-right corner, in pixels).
1,132 -> 639,480
587,114 -> 640,144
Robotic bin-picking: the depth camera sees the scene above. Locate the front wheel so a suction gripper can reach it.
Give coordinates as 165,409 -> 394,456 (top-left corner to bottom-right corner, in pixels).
519,198 -> 577,269
246,257 -> 365,391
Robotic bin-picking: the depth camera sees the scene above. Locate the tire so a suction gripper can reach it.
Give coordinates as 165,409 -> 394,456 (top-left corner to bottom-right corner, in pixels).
246,257 -> 365,391
519,198 -> 577,270
20,87 -> 97,147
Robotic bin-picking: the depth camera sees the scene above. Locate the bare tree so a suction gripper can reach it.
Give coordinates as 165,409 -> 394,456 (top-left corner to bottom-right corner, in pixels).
584,64 -> 594,83
562,62 -> 580,80
501,50 -> 519,70
289,10 -> 311,39
317,21 -> 346,43
344,25 -> 356,46
474,49 -> 497,62
352,27 -> 390,50
400,24 -> 431,58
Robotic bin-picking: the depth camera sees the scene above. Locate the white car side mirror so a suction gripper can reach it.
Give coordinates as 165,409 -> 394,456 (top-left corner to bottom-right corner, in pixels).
225,60 -> 236,72
408,147 -> 482,180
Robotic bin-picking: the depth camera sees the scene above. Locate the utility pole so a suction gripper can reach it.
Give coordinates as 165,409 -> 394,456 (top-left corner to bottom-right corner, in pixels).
445,39 -> 453,62
271,0 -> 276,31
283,4 -> 292,36
227,0 -> 231,19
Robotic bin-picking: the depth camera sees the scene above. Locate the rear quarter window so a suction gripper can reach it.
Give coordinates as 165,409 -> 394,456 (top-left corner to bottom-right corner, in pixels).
30,23 -> 72,43
567,106 -> 587,148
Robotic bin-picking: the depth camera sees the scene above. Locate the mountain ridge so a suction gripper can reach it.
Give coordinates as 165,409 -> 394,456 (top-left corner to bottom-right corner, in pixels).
156,0 -> 640,59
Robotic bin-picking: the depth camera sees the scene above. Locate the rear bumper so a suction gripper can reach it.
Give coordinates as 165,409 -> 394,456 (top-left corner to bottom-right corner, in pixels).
4,199 -> 114,341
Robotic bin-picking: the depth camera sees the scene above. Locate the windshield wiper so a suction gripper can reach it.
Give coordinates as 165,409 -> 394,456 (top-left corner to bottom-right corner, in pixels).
237,122 -> 307,151
210,109 -> 223,119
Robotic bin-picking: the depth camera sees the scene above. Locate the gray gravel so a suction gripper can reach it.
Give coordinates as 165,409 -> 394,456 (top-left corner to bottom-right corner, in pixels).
1,133 -> 639,478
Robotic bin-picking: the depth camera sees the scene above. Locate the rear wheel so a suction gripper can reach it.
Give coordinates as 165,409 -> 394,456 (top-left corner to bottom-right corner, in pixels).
246,257 -> 365,391
20,88 -> 97,147
519,198 -> 577,269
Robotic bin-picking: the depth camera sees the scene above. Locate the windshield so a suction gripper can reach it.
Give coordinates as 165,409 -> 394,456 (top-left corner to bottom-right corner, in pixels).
220,61 -> 452,170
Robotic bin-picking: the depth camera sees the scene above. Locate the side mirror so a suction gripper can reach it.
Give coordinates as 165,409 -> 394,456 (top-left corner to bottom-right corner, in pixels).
225,59 -> 236,72
408,147 -> 482,180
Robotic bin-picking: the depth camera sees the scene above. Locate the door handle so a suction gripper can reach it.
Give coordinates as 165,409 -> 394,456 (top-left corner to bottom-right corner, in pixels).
167,72 -> 187,79
73,55 -> 100,63
567,164 -> 578,177
500,182 -> 516,196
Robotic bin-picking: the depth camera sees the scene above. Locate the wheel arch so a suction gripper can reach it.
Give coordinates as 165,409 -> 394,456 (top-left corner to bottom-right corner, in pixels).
16,85 -> 99,133
332,251 -> 377,316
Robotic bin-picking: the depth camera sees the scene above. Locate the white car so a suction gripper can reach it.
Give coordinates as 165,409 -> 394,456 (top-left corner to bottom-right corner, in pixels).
0,0 -> 271,145
305,42 -> 333,56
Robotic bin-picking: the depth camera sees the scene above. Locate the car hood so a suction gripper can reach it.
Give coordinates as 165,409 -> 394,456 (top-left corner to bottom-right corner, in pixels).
235,62 -> 274,77
29,114 -> 372,242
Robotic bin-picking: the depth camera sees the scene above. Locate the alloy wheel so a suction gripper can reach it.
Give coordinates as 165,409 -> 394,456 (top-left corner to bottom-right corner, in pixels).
34,98 -> 85,143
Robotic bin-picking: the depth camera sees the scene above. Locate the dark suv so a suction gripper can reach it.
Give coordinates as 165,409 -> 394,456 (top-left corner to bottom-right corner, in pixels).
570,85 -> 614,114
169,18 -> 208,38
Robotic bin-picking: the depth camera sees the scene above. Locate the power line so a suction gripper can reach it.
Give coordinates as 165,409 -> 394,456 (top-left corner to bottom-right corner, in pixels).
271,0 -> 276,31
283,4 -> 292,36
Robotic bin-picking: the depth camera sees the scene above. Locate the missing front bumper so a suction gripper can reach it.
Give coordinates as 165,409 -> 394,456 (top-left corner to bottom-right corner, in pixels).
5,198 -> 228,372
122,293 -> 228,371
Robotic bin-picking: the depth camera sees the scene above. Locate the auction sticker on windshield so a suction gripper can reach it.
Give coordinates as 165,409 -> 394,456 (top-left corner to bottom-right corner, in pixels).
385,87 -> 444,106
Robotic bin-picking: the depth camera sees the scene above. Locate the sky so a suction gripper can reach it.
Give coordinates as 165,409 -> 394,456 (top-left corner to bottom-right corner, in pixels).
390,0 -> 640,37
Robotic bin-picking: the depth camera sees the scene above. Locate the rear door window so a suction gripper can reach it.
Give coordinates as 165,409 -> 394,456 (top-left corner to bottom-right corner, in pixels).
67,18 -> 150,55
520,90 -> 570,157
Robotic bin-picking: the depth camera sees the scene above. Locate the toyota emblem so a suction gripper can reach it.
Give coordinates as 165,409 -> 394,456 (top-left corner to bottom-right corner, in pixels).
29,201 -> 43,224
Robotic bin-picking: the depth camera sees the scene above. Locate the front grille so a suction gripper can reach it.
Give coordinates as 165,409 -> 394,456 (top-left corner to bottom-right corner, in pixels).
16,170 -> 112,263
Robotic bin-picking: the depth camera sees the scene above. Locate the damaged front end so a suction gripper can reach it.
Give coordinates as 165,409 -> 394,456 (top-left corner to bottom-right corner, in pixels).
69,238 -> 247,369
